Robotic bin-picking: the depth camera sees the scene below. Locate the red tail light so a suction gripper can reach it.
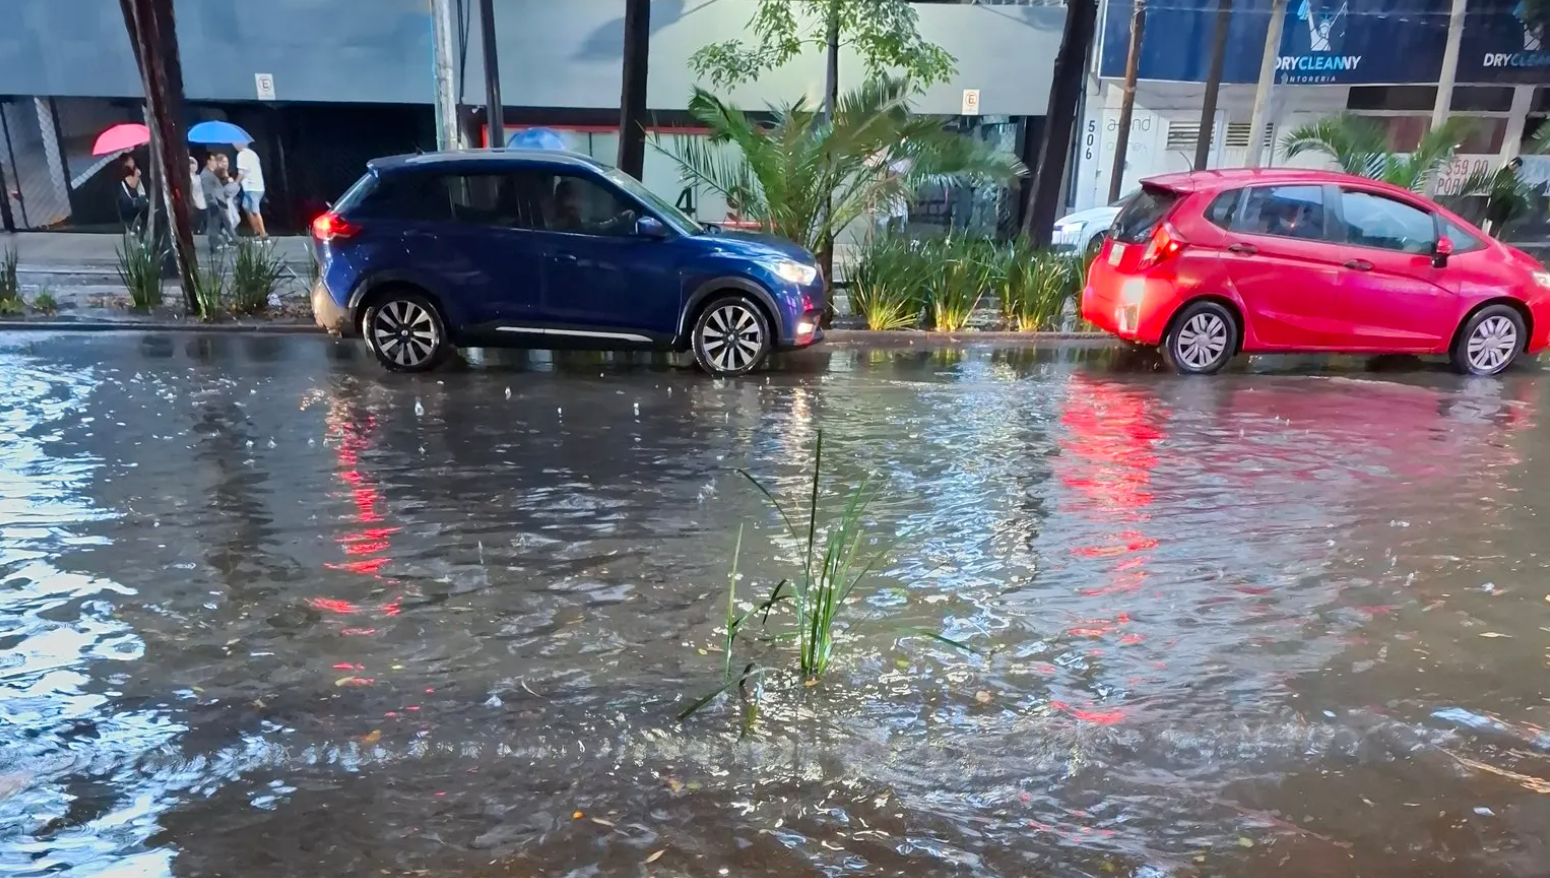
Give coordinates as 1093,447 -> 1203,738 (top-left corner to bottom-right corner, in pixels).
311,212 -> 360,242
1137,222 -> 1186,270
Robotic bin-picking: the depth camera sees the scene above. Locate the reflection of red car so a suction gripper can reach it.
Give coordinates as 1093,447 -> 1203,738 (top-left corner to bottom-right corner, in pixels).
1082,169 -> 1550,376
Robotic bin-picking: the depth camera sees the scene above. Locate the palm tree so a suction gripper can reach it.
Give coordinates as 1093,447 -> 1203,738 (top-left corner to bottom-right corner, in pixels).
1280,112 -> 1477,192
660,76 -> 1025,259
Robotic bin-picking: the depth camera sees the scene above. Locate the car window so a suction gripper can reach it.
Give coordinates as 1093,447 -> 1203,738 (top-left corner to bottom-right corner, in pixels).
1338,189 -> 1436,253
1111,186 -> 1180,243
543,174 -> 640,237
1204,189 -> 1241,228
442,172 -> 546,229
1232,185 -> 1330,242
1441,216 -> 1486,253
346,172 -> 453,222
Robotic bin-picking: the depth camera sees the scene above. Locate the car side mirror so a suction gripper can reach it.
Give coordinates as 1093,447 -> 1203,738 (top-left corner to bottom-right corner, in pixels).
635,216 -> 668,239
1432,235 -> 1453,268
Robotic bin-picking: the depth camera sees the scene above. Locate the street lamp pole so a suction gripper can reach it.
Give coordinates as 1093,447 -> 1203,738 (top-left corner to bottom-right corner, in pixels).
479,0 -> 504,149
1246,0 -> 1288,167
430,0 -> 460,151
1108,0 -> 1146,204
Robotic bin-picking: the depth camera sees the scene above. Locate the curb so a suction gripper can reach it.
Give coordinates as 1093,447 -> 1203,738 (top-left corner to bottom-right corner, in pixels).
0,320 -> 1118,344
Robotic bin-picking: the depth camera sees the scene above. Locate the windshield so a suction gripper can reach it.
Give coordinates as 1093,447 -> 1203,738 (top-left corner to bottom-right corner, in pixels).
602,168 -> 701,234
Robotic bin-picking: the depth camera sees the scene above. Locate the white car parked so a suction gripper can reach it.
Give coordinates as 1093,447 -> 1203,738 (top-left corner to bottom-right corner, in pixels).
1050,191 -> 1136,257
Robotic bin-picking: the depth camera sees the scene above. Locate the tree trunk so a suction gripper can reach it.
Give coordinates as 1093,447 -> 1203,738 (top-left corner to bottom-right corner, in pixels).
818,0 -> 841,326
479,0 -> 504,148
129,0 -> 197,312
1022,0 -> 1098,244
616,0 -> 650,178
1246,0 -> 1287,167
1108,0 -> 1145,204
1194,0 -> 1232,171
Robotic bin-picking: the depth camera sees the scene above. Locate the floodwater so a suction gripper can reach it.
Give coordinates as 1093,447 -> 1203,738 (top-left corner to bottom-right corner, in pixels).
2,333 -> 1550,878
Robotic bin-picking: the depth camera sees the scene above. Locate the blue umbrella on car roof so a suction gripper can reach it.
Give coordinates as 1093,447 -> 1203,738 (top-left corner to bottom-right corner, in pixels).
187,120 -> 253,145
507,127 -> 567,151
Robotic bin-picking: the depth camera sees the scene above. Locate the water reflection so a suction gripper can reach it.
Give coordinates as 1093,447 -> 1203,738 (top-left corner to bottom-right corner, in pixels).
0,334 -> 1548,877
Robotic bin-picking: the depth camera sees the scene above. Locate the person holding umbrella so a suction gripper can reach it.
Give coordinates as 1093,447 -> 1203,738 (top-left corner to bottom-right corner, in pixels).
187,120 -> 266,239
233,141 -> 267,239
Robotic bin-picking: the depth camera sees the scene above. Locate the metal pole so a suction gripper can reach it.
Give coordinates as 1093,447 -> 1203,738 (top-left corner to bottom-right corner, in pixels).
1108,0 -> 1145,204
1246,0 -> 1287,167
479,0 -> 504,149
1432,0 -> 1468,131
1195,0 -> 1232,171
616,0 -> 650,177
431,0 -> 460,150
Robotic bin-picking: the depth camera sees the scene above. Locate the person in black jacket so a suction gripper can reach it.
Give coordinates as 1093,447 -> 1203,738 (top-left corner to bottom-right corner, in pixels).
115,155 -> 149,232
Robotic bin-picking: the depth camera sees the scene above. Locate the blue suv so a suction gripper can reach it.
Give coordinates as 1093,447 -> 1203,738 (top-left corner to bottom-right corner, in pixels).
310,150 -> 826,376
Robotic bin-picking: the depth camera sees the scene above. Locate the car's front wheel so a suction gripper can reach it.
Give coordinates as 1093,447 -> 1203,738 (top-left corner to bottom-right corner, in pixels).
362,291 -> 451,373
1451,304 -> 1525,376
1162,300 -> 1238,375
692,295 -> 773,377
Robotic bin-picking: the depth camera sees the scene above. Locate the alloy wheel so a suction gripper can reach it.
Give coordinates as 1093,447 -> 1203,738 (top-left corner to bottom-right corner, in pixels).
371,300 -> 439,369
1466,314 -> 1518,374
700,304 -> 764,373
1175,312 -> 1229,370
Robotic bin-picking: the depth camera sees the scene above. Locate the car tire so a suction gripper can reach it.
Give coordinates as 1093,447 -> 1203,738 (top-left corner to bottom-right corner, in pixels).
692,295 -> 773,378
362,290 -> 452,373
1162,300 -> 1238,375
1450,304 -> 1525,376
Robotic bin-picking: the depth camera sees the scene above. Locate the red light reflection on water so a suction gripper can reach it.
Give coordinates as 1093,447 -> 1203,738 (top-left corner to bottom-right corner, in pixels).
310,402 -> 404,627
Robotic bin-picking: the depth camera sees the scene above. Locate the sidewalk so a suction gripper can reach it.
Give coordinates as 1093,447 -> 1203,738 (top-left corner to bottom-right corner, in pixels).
0,231 -> 313,269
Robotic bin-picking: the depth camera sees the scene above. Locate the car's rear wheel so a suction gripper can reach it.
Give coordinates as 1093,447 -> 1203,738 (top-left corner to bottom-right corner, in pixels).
1162,300 -> 1238,375
692,295 -> 772,377
362,291 -> 451,373
1451,304 -> 1525,376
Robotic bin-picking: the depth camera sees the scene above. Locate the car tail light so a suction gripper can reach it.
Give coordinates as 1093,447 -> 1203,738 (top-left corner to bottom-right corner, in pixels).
311,212 -> 360,242
1137,222 -> 1186,270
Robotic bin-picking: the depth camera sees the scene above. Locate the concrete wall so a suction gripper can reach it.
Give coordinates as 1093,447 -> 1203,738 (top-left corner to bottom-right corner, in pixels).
0,0 -> 1066,115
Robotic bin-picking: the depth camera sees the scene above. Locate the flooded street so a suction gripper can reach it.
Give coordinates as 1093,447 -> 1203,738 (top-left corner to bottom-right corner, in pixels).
4,332 -> 1550,877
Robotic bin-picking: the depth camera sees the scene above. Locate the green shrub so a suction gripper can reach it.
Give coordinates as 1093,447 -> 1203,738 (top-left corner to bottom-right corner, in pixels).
0,246 -> 20,306
115,230 -> 164,309
230,239 -> 282,316
192,252 -> 228,320
992,241 -> 1081,332
30,289 -> 58,316
922,236 -> 991,332
845,233 -> 925,330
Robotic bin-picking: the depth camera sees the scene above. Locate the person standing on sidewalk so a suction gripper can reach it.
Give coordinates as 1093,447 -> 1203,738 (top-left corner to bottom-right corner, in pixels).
188,156 -> 208,234
116,155 -> 149,231
200,153 -> 234,247
233,141 -> 268,239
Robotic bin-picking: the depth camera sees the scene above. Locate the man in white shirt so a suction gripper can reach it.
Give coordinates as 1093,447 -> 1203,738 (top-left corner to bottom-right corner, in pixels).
233,141 -> 267,238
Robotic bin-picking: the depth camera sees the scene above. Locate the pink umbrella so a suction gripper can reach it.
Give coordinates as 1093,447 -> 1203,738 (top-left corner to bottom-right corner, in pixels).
92,123 -> 150,156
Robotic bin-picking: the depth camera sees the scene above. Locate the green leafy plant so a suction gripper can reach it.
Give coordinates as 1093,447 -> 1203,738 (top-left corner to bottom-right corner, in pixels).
993,241 -> 1080,332
230,239 -> 282,316
845,233 -> 925,330
922,236 -> 991,332
30,288 -> 58,316
115,229 -> 164,309
1280,113 -> 1477,193
0,246 -> 18,307
660,76 -> 1024,258
192,251 -> 228,320
690,0 -> 956,102
681,431 -> 975,722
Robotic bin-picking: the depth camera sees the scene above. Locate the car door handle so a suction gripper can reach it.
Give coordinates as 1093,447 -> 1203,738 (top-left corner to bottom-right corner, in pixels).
1344,259 -> 1373,271
1227,243 -> 1257,255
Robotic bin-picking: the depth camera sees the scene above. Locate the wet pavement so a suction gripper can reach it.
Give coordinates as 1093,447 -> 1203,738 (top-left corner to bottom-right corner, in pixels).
3,332 -> 1550,877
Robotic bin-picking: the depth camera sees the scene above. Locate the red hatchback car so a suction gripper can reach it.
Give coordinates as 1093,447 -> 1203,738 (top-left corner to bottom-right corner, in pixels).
1082,168 -> 1550,375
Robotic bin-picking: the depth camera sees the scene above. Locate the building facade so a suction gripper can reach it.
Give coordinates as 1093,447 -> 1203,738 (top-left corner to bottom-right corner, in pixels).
1075,0 -> 1550,241
0,0 -> 1067,235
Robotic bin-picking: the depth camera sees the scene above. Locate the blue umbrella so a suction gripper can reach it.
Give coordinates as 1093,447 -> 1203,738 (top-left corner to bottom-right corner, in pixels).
188,120 -> 253,145
507,127 -> 567,151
